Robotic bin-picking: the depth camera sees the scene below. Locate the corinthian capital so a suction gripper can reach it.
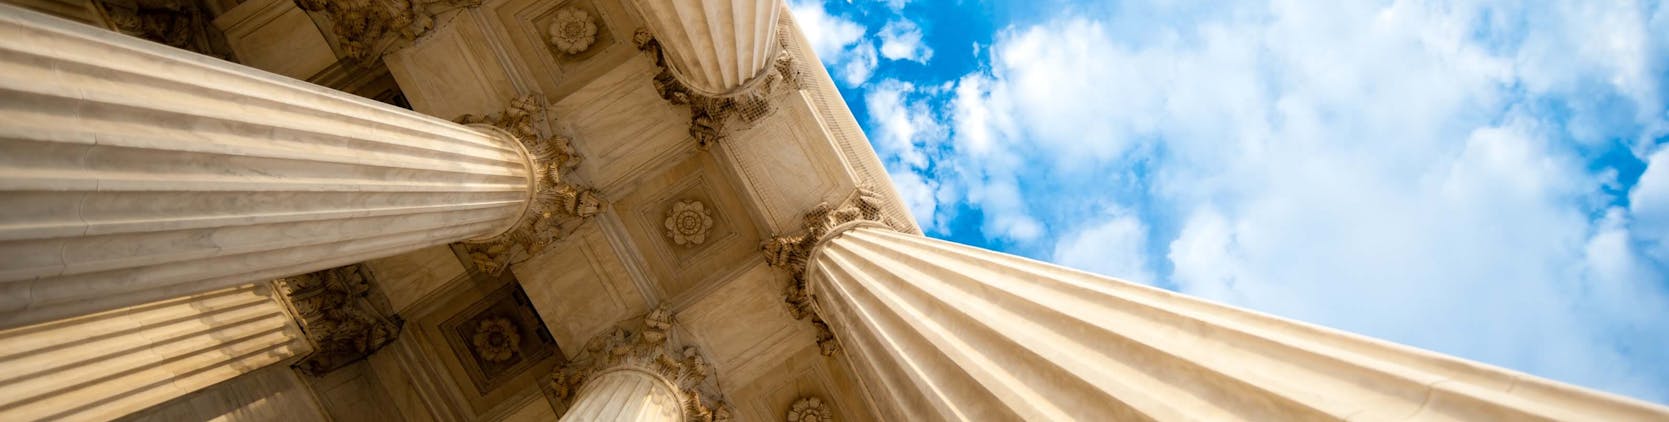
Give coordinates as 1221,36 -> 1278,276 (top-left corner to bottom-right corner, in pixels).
545,307 -> 733,421
760,188 -> 901,355
634,28 -> 803,149
456,95 -> 603,274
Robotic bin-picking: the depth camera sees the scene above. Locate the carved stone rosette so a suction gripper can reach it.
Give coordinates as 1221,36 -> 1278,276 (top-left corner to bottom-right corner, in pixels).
786,396 -> 834,422
546,307 -> 734,421
274,264 -> 403,376
294,0 -> 481,61
456,95 -> 603,275
761,188 -> 903,356
633,28 -> 803,149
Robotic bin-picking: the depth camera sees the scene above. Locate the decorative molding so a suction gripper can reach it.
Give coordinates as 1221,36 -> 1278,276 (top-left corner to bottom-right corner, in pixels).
99,0 -> 236,60
546,7 -> 597,55
786,396 -> 834,422
455,95 -> 603,275
293,0 -> 480,61
665,199 -> 716,246
274,264 -> 404,376
545,307 -> 734,421
633,27 -> 802,149
761,188 -> 903,356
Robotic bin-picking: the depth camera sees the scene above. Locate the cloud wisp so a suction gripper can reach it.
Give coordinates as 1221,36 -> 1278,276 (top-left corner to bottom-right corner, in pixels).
830,0 -> 1669,404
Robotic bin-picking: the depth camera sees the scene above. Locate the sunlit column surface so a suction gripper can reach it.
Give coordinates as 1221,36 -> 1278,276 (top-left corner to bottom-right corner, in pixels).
558,368 -> 685,422
806,222 -> 1669,421
0,4 -> 536,328
632,0 -> 782,95
0,283 -> 310,421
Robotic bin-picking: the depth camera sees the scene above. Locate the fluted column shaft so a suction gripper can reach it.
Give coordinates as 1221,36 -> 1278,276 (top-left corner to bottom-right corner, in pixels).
0,283 -> 311,421
0,4 -> 535,328
633,0 -> 781,95
559,368 -> 684,422
806,223 -> 1669,421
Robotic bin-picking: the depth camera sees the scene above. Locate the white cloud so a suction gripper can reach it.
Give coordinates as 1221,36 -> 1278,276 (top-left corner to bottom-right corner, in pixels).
872,0 -> 1669,402
1053,210 -> 1156,284
789,1 -> 877,87
1632,148 -> 1669,262
837,42 -> 879,86
878,20 -> 934,63
875,0 -> 908,12
789,0 -> 864,61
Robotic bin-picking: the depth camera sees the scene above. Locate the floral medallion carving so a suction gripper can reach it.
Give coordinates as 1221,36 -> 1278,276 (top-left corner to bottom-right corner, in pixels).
441,281 -> 559,394
665,200 -> 716,246
786,396 -> 834,422
547,7 -> 598,54
472,317 -> 522,362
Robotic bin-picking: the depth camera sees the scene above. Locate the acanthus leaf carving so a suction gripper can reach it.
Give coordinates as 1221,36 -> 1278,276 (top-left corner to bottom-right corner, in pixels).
294,0 -> 482,62
545,307 -> 734,422
456,95 -> 602,275
762,188 -> 901,356
634,28 -> 803,150
274,264 -> 403,376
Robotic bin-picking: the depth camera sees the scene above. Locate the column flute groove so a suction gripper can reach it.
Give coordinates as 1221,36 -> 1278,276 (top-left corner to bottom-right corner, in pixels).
758,189 -> 1669,421
0,4 -> 590,329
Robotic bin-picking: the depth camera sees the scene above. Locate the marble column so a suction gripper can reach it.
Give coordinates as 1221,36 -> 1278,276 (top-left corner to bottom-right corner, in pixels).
0,4 -> 543,328
799,222 -> 1669,420
631,0 -> 782,96
0,283 -> 311,421
546,307 -> 734,421
558,368 -> 685,422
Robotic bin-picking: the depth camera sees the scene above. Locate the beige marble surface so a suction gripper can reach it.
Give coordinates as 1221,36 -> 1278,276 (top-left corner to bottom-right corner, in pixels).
119,365 -> 327,422
806,225 -> 1669,421
631,0 -> 782,96
0,283 -> 310,421
558,368 -> 683,422
0,3 -> 531,328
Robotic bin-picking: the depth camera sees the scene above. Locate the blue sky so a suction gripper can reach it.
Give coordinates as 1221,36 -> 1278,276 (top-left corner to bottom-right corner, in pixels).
788,0 -> 1669,404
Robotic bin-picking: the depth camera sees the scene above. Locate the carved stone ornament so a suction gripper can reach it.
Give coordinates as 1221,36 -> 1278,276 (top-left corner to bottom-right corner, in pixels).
274,264 -> 404,376
456,95 -> 603,274
762,188 -> 903,356
547,7 -> 598,54
786,396 -> 834,422
98,0 -> 236,60
665,200 -> 715,246
472,317 -> 521,362
545,307 -> 734,421
634,28 -> 803,149
294,0 -> 482,61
